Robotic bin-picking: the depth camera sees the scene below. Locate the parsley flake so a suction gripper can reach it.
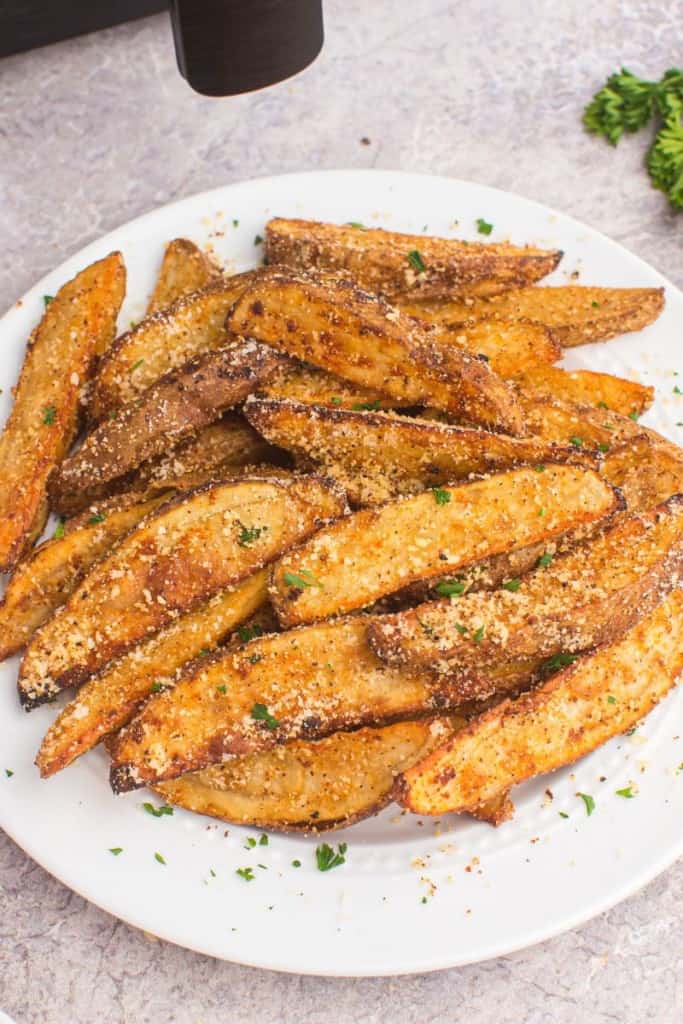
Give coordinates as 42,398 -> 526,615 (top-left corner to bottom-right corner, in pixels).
538,551 -> 554,568
476,217 -> 493,235
5,769 -> 14,778
245,837 -> 257,849
346,222 -> 366,229
316,842 -> 347,871
150,681 -> 164,694
131,359 -> 144,371
534,464 -> 546,472
607,695 -> 616,704
236,867 -> 255,881
330,396 -> 343,405
236,522 -> 268,547
538,507 -> 546,517
283,569 -> 323,590
43,294 -> 54,306
597,401 -> 609,409
54,518 -> 66,540
237,624 -> 263,643
598,443 -> 610,453
259,833 -> 268,846
42,405 -> 56,426
254,234 -> 263,245
629,410 -> 640,420
569,435 -> 584,447
216,684 -> 227,695
109,847 -> 123,855
675,385 -> 682,395
143,802 -> 174,818
154,852 -> 167,865
616,786 -> 635,798
502,578 -> 521,592
435,579 -> 466,597
591,300 -> 600,308
251,703 -> 279,729
473,625 -> 485,643
351,399 -> 381,411
233,219 -> 239,227
407,250 -> 426,273
541,651 -> 577,675
292,859 -> 301,867
454,623 -> 468,636
88,513 -> 106,525
559,811 -> 569,819
432,487 -> 451,505
577,792 -> 595,816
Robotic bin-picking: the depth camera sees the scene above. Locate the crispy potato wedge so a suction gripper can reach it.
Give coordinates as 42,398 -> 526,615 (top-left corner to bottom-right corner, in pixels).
602,436 -> 683,512
36,570 -> 269,777
269,465 -> 620,627
409,317 -> 562,377
89,272 -> 260,420
19,474 -> 346,707
50,341 -> 283,515
108,614 -> 474,792
0,494 -> 166,660
245,399 -> 597,506
405,285 -> 665,347
515,364 -> 654,418
154,718 -> 452,833
259,359 -> 412,411
265,218 -> 562,300
146,238 -> 222,314
396,588 -> 683,816
227,269 -> 526,435
0,253 -> 125,571
368,496 -> 683,674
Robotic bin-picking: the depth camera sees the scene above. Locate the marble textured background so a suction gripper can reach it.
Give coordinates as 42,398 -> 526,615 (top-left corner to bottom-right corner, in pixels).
1,1 -> 682,1021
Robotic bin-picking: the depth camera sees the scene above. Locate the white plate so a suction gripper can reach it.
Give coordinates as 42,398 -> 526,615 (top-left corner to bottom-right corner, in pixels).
1,171 -> 682,977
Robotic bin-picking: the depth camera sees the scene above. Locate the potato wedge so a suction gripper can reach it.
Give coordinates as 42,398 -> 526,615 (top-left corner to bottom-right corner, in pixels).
50,341 -> 283,515
410,317 -> 562,377
36,570 -> 269,777
515,364 -> 654,418
259,359 -> 412,411
368,496 -> 683,674
245,399 -> 597,506
405,285 -> 665,347
0,253 -> 125,571
19,474 -> 346,707
108,614 -> 476,792
396,588 -> 683,816
0,494 -> 166,661
265,218 -> 562,300
153,718 -> 452,833
146,238 -> 222,315
89,272 -> 259,420
269,465 -> 620,627
227,269 -> 526,435
603,436 -> 683,512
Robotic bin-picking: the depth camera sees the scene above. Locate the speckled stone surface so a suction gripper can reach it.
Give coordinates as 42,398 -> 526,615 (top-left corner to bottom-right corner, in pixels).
1,2 -> 683,1020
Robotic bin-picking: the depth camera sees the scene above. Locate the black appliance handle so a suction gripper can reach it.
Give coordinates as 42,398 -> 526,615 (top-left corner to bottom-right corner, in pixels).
169,0 -> 324,97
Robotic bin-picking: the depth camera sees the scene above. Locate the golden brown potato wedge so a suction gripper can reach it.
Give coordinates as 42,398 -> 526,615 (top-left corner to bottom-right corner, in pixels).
515,364 -> 654,418
245,399 -> 597,506
259,359 -> 412,411
227,269 -> 526,435
36,570 -> 269,778
265,218 -> 562,300
19,474 -> 346,707
146,238 -> 222,315
405,285 -> 665,347
0,253 -> 125,571
368,496 -> 683,674
269,465 -> 620,627
410,317 -> 562,377
89,272 -> 259,420
50,341 -> 283,515
0,494 -> 166,661
602,436 -> 683,512
396,588 -> 683,816
108,614 -> 473,792
154,718 -> 452,833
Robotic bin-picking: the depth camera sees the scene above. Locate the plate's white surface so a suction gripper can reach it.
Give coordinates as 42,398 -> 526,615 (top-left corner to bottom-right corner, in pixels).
1,171 -> 682,977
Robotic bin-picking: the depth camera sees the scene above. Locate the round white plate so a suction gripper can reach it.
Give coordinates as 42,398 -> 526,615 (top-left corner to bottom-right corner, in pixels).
1,171 -> 682,977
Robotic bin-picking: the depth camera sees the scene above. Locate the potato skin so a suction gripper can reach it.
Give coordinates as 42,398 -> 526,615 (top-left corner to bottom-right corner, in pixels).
146,238 -> 222,315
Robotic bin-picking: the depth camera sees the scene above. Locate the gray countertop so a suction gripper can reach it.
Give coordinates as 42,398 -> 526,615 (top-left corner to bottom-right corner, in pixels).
1,2 -> 682,1021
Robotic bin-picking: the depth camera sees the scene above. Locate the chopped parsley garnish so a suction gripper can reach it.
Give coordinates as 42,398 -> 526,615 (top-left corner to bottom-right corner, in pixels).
233,219 -> 239,227
597,401 -> 609,409
421,896 -> 428,904
675,385 -> 682,395
432,487 -> 451,505
291,859 -> 301,867
236,522 -> 268,547
237,623 -> 263,643
476,217 -> 493,235
591,300 -> 600,308
541,651 -> 576,674
150,681 -> 164,693
351,399 -> 381,411
316,842 -> 348,871
598,443 -> 610,453
259,833 -> 268,846
559,811 -> 569,819
435,579 -> 466,597
88,513 -> 106,525
629,410 -> 640,420
538,551 -> 554,568
249,653 -> 263,664
236,867 -> 255,881
254,234 -> 263,245
216,685 -> 228,695
407,249 -> 426,273
569,435 -> 584,447
577,792 -> 595,816
538,507 -> 546,517
42,405 -> 56,425
131,359 -> 144,371
607,695 -> 617,704
454,623 -> 468,636
154,852 -> 167,865
534,464 -> 546,472
502,578 -> 521,592
43,295 -> 54,306
251,703 -> 279,729
5,769 -> 14,778
109,847 -> 123,855
199,647 -> 211,656
143,802 -> 174,818
330,396 -> 343,405
347,222 -> 366,229
473,625 -> 485,643
283,569 -> 323,590
54,518 -> 66,540
616,786 -> 635,798
245,837 -> 257,849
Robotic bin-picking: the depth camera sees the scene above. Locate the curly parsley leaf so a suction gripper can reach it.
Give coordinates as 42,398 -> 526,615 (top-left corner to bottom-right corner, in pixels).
283,569 -> 323,590
251,703 -> 279,729
316,842 -> 348,871
407,250 -> 426,273
577,792 -> 595,816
